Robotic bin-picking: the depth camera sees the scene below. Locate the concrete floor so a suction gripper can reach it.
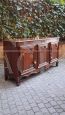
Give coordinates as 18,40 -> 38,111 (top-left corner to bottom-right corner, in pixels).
0,59 -> 65,115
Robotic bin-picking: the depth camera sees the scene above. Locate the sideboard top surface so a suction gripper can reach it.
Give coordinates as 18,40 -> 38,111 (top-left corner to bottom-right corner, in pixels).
3,37 -> 59,43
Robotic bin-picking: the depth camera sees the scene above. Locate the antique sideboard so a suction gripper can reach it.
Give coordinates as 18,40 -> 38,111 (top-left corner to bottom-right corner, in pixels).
3,37 -> 59,86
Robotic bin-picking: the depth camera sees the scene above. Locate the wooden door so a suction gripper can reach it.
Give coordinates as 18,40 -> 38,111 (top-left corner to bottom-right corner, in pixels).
50,42 -> 59,65
38,43 -> 49,69
19,44 -> 38,76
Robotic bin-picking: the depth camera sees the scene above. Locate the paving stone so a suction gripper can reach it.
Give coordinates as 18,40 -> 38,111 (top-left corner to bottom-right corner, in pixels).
1,100 -> 8,105
62,100 -> 65,104
0,60 -> 65,115
46,97 -> 53,102
60,104 -> 65,109
41,107 -> 49,113
42,99 -> 49,104
3,108 -> 10,114
15,101 -> 22,106
2,103 -> 9,109
53,97 -> 60,101
32,106 -> 40,113
48,107 -> 56,114
57,100 -> 63,105
50,101 -> 57,106
55,108 -> 64,113
59,96 -> 65,101
60,112 -> 65,115
27,110 -> 34,115
13,113 -> 19,115
0,102 -> 2,108
0,112 -> 3,115
18,110 -> 27,115
52,113 -> 59,115
17,105 -> 24,111
35,99 -> 42,104
27,99 -> 35,104
45,102 -> 52,108
38,103 -> 45,108
9,104 -> 17,109
24,105 -> 31,110
35,111 -> 43,115
30,103 -> 37,107
10,107 -> 18,114
54,105 -> 61,109
0,107 -> 2,112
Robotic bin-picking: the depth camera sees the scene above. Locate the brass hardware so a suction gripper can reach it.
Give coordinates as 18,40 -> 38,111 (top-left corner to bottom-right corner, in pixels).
51,57 -> 53,59
34,61 -> 37,64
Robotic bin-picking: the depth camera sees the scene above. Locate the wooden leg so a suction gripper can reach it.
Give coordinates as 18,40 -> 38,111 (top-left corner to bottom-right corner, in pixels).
16,77 -> 20,86
56,61 -> 58,66
13,71 -> 20,86
4,59 -> 9,80
4,68 -> 9,80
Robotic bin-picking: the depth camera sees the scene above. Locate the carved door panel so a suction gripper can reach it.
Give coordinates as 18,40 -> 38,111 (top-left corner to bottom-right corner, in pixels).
23,47 -> 33,70
38,44 -> 49,68
20,45 -> 38,76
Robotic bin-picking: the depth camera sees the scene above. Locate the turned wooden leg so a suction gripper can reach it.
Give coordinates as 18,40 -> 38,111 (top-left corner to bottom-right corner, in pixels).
56,61 -> 58,66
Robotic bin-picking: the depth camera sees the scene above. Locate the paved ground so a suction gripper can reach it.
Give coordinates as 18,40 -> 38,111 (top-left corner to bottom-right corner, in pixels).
0,59 -> 65,115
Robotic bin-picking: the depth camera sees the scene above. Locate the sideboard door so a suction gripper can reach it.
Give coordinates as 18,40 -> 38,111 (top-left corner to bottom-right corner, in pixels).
20,44 -> 38,76
50,42 -> 59,66
38,43 -> 49,69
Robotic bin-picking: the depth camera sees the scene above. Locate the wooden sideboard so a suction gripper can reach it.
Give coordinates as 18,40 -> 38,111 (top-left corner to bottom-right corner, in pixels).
3,37 -> 59,86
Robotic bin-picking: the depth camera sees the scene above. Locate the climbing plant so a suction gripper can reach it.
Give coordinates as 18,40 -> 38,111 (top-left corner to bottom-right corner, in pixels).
0,0 -> 22,39
0,0 -> 65,39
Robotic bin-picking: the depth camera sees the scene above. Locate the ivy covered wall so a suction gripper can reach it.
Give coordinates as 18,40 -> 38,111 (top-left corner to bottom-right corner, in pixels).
0,0 -> 65,39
